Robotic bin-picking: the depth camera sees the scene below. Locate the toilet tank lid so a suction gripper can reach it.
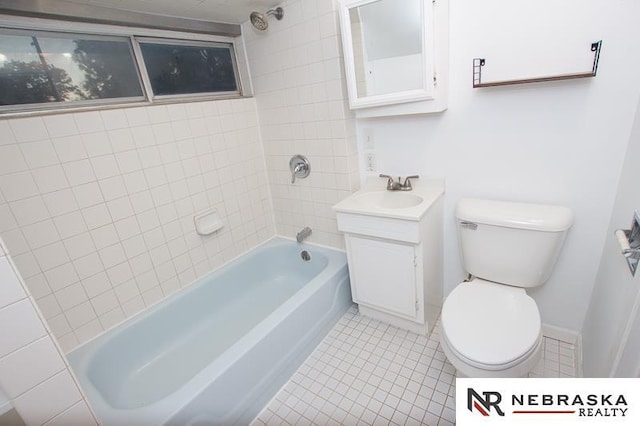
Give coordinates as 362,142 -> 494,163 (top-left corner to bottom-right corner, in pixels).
456,198 -> 573,232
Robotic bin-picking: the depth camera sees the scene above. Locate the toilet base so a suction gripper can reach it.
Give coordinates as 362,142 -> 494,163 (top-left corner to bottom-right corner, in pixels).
441,332 -> 543,378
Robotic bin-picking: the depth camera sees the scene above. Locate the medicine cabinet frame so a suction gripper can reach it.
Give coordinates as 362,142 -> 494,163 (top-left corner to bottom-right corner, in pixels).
337,0 -> 448,116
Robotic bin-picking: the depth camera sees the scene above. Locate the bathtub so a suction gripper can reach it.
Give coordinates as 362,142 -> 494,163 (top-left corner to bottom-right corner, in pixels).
68,238 -> 352,425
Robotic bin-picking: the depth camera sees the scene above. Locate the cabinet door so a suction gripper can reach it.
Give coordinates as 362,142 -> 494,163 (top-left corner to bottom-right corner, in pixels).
347,236 -> 417,320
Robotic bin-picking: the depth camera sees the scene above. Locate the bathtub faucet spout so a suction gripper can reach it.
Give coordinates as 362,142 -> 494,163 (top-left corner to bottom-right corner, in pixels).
296,227 -> 312,243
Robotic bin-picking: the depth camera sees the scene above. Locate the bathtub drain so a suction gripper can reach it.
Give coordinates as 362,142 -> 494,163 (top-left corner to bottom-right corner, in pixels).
301,250 -> 311,261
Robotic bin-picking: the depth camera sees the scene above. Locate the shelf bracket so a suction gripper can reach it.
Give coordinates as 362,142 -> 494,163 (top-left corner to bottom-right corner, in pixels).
472,40 -> 602,88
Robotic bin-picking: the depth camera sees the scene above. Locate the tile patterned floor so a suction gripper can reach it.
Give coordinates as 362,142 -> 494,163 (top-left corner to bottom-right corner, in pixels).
252,305 -> 578,426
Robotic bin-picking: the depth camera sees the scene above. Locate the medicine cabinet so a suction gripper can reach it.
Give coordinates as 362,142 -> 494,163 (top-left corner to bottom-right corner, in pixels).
337,0 -> 448,117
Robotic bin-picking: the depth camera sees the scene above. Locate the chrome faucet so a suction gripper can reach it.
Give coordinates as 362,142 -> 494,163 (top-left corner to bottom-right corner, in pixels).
379,174 -> 419,191
296,226 -> 312,243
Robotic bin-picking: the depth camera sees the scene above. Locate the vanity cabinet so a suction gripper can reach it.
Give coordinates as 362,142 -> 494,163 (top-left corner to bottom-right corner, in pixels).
346,235 -> 421,321
333,180 -> 444,335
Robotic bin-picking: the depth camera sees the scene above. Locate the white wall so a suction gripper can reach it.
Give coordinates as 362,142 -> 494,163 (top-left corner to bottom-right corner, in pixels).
0,99 -> 275,352
581,96 -> 640,376
357,0 -> 640,332
244,0 -> 359,249
0,237 -> 97,425
1,0 -> 636,367
0,385 -> 9,415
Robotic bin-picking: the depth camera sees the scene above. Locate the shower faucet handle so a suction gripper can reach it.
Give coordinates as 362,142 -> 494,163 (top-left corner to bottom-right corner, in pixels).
290,155 -> 310,184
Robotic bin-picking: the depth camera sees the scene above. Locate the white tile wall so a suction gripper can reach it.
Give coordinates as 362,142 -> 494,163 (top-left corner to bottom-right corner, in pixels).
0,98 -> 275,351
245,0 -> 360,249
1,2 -> 360,419
0,257 -> 24,308
0,238 -> 97,425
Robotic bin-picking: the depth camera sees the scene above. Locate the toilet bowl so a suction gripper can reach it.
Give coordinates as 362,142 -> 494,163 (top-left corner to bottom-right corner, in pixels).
443,198 -> 573,378
440,279 -> 542,377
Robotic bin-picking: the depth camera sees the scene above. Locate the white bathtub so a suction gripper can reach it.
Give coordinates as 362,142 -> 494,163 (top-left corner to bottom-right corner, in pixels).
68,238 -> 352,425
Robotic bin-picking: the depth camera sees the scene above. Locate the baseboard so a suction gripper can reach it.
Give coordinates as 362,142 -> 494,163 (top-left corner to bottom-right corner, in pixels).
575,333 -> 584,377
0,409 -> 24,426
542,323 -> 580,345
358,305 -> 429,336
542,324 -> 583,377
0,401 -> 11,416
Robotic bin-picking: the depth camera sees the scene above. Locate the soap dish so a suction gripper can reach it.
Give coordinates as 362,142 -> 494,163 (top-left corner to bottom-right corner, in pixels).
194,208 -> 224,236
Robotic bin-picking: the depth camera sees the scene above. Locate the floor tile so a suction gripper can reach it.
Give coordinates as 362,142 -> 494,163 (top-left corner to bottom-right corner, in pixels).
252,305 -> 577,425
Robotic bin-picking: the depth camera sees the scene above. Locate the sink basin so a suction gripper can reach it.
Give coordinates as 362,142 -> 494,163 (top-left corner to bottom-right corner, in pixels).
333,179 -> 444,221
353,191 -> 423,209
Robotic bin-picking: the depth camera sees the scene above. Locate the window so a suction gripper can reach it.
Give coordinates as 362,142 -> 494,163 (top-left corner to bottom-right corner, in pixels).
0,30 -> 144,108
0,25 -> 243,113
139,39 -> 238,98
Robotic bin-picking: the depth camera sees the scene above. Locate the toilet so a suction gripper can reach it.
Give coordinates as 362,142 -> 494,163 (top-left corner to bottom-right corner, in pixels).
441,198 -> 573,377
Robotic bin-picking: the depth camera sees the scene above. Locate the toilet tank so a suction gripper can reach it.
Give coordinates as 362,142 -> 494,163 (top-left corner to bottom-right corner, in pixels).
456,199 -> 573,288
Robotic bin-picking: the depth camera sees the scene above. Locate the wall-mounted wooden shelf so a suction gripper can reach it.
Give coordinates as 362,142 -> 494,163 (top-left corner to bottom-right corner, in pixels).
472,40 -> 602,88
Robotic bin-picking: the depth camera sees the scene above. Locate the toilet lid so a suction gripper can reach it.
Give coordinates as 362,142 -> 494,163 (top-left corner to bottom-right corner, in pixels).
442,279 -> 541,367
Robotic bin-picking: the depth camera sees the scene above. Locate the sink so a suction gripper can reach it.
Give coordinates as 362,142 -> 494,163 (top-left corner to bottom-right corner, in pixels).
332,178 -> 445,338
333,179 -> 444,221
333,177 -> 444,336
353,191 -> 423,209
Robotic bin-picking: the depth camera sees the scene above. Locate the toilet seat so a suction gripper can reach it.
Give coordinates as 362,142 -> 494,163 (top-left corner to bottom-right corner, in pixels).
441,279 -> 541,369
442,329 -> 541,371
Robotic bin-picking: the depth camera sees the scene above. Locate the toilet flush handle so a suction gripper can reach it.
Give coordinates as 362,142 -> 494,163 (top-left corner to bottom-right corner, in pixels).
460,221 -> 478,231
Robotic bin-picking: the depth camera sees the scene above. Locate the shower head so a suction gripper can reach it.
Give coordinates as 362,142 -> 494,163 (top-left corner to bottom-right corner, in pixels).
249,11 -> 268,30
249,7 -> 284,31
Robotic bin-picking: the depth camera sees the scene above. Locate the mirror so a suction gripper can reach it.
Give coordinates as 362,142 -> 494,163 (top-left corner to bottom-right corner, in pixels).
339,0 -> 435,110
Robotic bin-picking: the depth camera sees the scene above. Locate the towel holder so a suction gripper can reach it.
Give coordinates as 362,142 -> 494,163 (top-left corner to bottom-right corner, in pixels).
614,210 -> 640,276
472,40 -> 602,88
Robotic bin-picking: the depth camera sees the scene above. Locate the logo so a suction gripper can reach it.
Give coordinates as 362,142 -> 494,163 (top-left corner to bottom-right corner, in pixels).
467,388 -> 505,416
457,379 -> 639,425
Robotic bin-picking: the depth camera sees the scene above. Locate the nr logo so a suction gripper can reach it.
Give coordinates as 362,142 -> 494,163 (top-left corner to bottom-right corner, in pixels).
468,388 -> 506,416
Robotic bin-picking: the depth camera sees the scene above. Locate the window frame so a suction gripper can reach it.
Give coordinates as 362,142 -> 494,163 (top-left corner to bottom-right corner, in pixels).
0,14 -> 249,116
0,28 -> 148,113
134,37 -> 241,102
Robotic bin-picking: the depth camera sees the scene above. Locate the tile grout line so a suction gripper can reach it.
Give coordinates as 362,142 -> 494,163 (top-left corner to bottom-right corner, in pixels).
252,306 -> 578,426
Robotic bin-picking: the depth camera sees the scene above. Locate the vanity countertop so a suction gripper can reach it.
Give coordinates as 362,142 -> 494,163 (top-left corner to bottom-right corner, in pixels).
333,178 -> 444,221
